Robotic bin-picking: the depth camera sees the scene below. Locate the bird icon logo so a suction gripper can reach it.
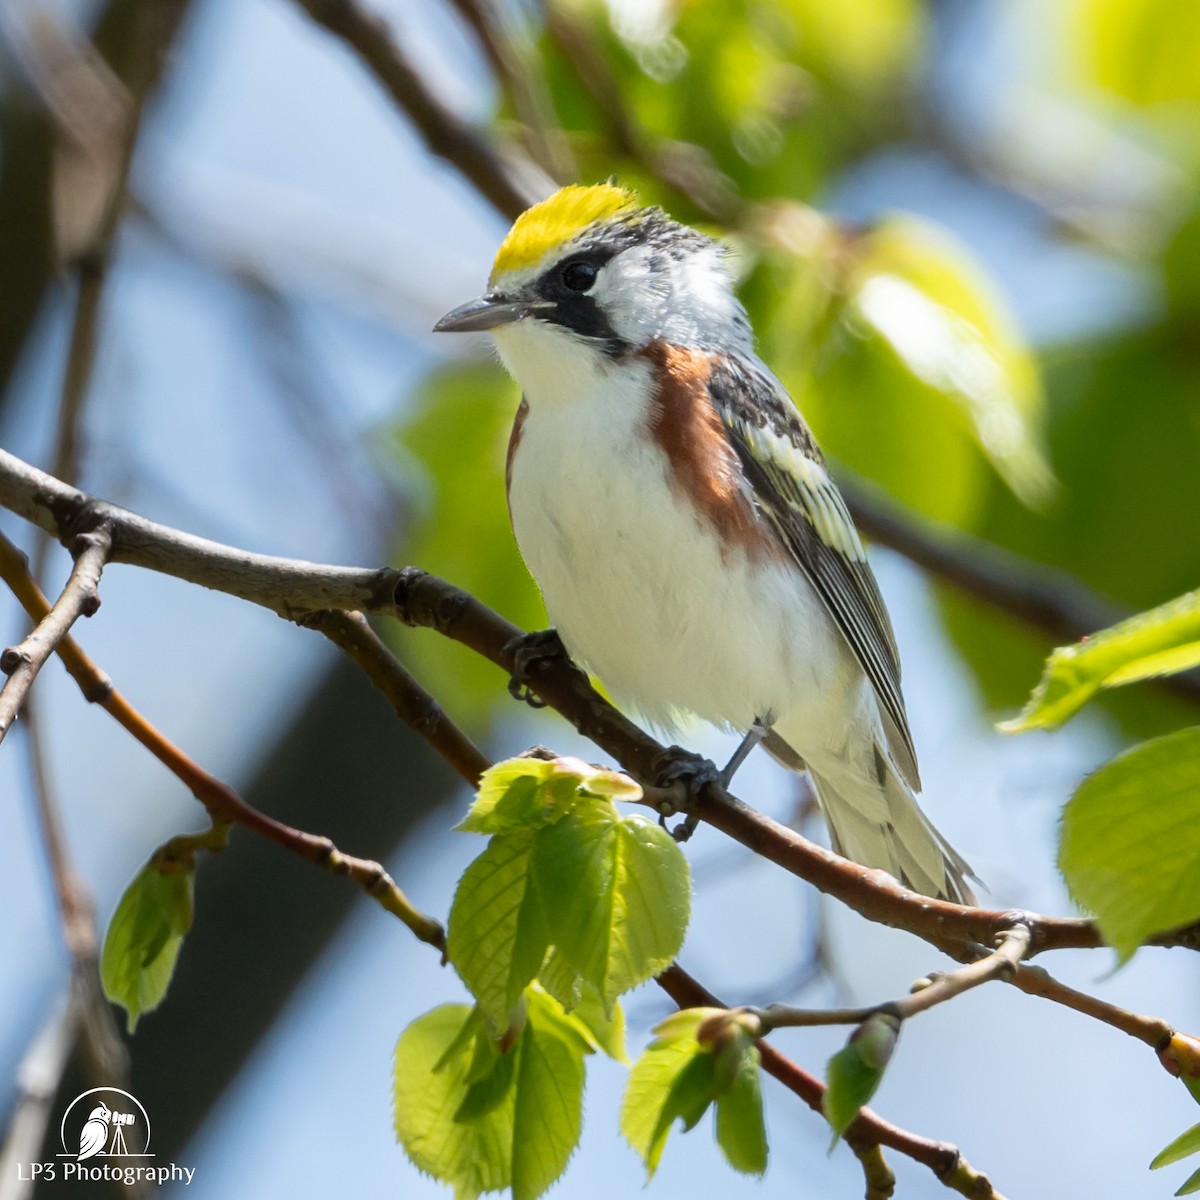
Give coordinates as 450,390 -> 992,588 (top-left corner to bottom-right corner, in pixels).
77,1103 -> 111,1161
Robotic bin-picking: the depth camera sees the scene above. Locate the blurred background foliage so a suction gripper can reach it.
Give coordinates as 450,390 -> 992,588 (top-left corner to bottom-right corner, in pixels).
4,0 -> 1200,1197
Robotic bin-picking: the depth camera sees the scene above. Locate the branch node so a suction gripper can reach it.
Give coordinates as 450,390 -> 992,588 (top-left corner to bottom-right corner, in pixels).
1,646 -> 31,675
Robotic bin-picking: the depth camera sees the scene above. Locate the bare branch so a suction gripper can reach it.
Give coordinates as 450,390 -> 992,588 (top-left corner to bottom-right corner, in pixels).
1008,962 -> 1172,1049
4,452 -> 1200,957
291,0 -> 547,219
656,965 -> 1007,1199
446,0 -> 574,182
302,608 -> 490,786
0,525 -> 109,745
0,530 -> 445,951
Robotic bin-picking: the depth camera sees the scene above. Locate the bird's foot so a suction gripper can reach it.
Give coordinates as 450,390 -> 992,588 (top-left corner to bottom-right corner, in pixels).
504,628 -> 568,709
651,746 -> 721,843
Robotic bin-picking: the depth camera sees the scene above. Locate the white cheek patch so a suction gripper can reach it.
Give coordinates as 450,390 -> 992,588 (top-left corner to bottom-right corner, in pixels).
593,244 -> 751,352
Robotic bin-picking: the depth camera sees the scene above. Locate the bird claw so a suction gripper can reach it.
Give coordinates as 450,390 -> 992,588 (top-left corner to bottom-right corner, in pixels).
651,746 -> 719,843
504,628 -> 568,709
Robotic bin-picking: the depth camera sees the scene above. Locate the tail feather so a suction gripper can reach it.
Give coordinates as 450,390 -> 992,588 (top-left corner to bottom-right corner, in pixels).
805,760 -> 975,905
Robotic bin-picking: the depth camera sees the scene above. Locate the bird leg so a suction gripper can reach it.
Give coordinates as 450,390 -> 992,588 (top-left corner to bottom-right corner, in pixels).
504,628 -> 570,708
719,714 -> 774,787
654,715 -> 774,843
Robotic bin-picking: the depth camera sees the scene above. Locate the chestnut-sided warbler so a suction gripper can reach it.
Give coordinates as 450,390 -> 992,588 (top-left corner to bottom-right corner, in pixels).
436,183 -> 973,903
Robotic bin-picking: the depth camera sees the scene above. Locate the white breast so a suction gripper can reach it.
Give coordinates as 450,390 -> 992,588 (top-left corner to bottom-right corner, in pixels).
499,329 -> 853,740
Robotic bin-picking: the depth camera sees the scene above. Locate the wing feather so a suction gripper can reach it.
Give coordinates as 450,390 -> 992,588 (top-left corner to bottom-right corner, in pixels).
708,356 -> 921,790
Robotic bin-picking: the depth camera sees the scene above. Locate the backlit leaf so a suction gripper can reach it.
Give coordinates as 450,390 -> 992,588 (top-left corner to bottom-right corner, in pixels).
448,831 -> 550,1032
1152,1121 -> 1200,1170
512,988 -> 592,1200
100,860 -> 194,1033
393,1005 -> 514,1199
1059,727 -> 1200,961
714,1045 -> 768,1175
532,802 -> 690,1012
1001,589 -> 1200,733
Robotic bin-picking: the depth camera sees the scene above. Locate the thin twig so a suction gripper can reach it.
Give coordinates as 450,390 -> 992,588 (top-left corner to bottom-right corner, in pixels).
1008,962 -> 1172,1048
302,608 -> 490,786
0,991 -> 77,1199
656,965 -> 1006,1199
446,0 -> 574,182
292,0 -> 546,220
0,525 -> 110,745
542,2 -> 740,220
0,531 -> 445,952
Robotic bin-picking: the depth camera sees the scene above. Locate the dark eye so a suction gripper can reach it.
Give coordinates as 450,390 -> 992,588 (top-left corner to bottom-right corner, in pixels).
560,260 -> 598,292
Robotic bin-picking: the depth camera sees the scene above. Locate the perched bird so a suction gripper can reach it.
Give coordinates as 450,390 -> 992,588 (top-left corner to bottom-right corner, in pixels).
78,1103 -> 111,1160
436,183 -> 973,902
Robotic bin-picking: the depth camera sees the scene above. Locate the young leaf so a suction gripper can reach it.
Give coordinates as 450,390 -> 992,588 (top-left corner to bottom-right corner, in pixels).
622,1008 -> 765,1178
1152,1121 -> 1200,1170
1179,1165 -> 1200,1197
823,1012 -> 900,1142
512,989 -> 592,1200
1002,589 -> 1200,733
448,831 -> 549,1032
393,1005 -> 514,1199
1058,727 -> 1200,961
396,991 -> 590,1200
456,759 -> 563,835
714,1046 -> 768,1175
533,801 -> 690,1012
100,861 -> 195,1033
458,756 -> 643,836
622,1033 -> 717,1177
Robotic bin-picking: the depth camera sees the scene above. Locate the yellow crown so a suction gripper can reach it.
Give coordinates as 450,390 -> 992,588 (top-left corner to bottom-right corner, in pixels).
491,183 -> 638,282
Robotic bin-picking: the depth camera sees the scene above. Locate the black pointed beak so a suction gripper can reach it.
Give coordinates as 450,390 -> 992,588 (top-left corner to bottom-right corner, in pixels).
433,296 -> 556,333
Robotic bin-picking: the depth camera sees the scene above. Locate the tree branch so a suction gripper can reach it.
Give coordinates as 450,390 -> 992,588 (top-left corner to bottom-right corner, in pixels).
0,530 -> 445,951
0,524 -> 109,744
748,925 -> 1030,1034
656,965 -> 1007,1199
291,0 -> 546,220
302,608 -> 490,787
5,451 -> 1200,957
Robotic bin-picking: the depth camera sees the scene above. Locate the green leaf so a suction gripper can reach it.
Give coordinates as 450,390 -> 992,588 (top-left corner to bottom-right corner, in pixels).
622,1008 -> 765,1178
512,989 -> 592,1200
100,861 -> 195,1033
622,1033 -> 717,1178
822,1013 -> 900,1142
533,801 -> 690,1013
447,831 -> 550,1032
1180,1165 -> 1200,1197
1058,727 -> 1200,961
1002,589 -> 1200,733
456,759 -> 565,835
396,991 -> 590,1200
457,757 -> 640,836
714,1046 -> 768,1175
1152,1122 -> 1200,1170
454,1037 -> 517,1122
393,1004 -> 514,1200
